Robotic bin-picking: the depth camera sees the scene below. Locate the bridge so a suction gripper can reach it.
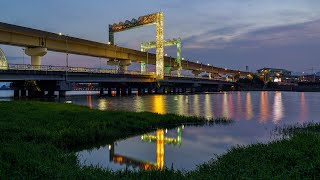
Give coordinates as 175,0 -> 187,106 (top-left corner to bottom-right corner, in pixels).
1,63 -> 235,97
0,12 -> 251,97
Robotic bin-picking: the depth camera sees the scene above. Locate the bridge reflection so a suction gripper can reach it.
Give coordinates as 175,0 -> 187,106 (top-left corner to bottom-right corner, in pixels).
109,127 -> 182,170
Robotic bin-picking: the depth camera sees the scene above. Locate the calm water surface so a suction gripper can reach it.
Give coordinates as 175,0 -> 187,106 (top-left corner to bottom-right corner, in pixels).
1,91 -> 319,170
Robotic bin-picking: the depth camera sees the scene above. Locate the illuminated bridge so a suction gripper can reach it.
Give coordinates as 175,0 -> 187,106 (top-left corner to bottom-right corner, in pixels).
0,14 -> 251,97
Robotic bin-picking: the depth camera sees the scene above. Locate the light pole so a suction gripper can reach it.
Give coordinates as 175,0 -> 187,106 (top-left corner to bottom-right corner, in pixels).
22,48 -> 25,65
146,50 -> 149,72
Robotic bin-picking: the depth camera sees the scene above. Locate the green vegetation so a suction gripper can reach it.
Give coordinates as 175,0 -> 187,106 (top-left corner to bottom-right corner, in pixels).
1,101 -> 320,179
0,101 -> 227,179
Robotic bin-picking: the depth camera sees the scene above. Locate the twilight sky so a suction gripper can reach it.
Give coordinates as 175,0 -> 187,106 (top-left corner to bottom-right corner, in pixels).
1,0 -> 320,73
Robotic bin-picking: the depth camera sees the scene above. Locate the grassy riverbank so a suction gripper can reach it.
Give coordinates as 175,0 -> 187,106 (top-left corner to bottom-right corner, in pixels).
1,101 -> 320,179
0,101 -> 227,179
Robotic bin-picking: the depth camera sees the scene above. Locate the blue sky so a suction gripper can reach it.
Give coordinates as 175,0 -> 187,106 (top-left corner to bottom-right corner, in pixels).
1,0 -> 320,73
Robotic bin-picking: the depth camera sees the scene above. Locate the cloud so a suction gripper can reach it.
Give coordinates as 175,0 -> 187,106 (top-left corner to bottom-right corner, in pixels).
183,19 -> 320,50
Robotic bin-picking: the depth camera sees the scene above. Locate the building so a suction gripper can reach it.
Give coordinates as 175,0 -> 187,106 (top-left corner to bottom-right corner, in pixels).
257,68 -> 291,82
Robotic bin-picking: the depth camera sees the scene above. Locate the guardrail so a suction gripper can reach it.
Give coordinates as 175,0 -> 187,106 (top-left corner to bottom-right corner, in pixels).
4,64 -> 156,76
0,64 -> 234,82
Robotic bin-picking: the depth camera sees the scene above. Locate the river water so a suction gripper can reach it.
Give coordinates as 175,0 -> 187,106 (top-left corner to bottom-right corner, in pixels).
1,91 -> 319,170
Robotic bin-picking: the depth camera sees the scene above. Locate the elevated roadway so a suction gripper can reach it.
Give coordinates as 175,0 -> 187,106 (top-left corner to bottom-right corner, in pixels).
0,22 -> 250,76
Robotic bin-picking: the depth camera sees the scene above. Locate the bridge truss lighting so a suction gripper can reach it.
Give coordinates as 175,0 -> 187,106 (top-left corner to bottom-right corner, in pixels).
141,38 -> 182,77
109,12 -> 164,79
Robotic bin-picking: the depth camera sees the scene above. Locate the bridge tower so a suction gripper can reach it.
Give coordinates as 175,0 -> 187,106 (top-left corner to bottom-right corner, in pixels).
141,38 -> 182,77
109,12 -> 164,79
0,48 -> 8,70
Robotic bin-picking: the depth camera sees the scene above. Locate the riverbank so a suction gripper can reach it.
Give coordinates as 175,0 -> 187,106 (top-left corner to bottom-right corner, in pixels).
0,101 -> 228,179
1,101 -> 319,179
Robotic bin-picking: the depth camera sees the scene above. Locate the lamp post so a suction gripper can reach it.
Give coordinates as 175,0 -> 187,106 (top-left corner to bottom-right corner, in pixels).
22,48 -> 25,65
146,50 -> 149,72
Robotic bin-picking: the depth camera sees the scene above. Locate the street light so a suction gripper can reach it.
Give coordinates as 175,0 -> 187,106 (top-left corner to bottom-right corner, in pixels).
22,48 -> 25,65
196,61 -> 199,63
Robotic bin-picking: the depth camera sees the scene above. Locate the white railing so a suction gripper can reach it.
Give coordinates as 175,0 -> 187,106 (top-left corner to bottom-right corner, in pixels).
1,64 -> 234,82
4,64 -> 156,76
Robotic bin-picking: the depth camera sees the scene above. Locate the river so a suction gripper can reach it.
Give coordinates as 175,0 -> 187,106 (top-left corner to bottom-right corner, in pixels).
1,91 -> 318,170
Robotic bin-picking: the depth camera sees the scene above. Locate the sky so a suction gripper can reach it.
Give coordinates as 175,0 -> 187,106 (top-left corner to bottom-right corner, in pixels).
1,0 -> 320,73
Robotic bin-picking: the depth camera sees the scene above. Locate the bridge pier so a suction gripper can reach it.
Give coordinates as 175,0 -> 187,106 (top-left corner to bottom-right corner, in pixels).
59,90 -> 66,98
100,88 -> 104,96
20,90 -> 27,97
121,87 -> 127,96
138,88 -> 143,96
14,90 -> 19,98
128,87 -> 132,96
172,88 -> 177,94
119,60 -> 131,73
116,88 -> 121,96
47,90 -> 55,97
25,47 -> 47,69
108,88 -> 112,96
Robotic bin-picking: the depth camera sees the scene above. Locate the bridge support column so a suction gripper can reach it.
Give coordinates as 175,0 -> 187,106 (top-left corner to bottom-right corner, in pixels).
173,88 -> 177,94
116,88 -> 121,96
47,90 -> 55,97
121,88 -> 127,96
21,90 -> 27,97
14,90 -> 19,98
138,88 -> 143,96
100,88 -> 104,96
108,88 -> 112,96
25,47 -> 47,69
119,60 -> 131,73
59,90 -> 66,98
128,87 -> 132,96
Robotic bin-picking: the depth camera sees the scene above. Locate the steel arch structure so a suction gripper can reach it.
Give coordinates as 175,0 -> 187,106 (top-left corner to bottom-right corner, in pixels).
141,38 -> 182,77
109,12 -> 164,79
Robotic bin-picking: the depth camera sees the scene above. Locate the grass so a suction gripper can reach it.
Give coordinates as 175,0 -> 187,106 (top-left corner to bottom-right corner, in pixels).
0,101 -> 229,179
1,101 -> 320,179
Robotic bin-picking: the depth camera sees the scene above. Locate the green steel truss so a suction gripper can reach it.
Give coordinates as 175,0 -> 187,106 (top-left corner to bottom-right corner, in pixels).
141,38 -> 182,76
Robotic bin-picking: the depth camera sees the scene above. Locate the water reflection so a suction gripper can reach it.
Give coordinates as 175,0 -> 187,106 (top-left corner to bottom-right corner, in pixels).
259,92 -> 269,123
98,99 -> 107,111
109,127 -> 182,170
273,92 -> 284,124
204,94 -> 213,119
222,93 -> 229,118
245,92 -> 253,120
192,95 -> 201,117
152,95 -> 165,114
86,95 -> 92,109
300,92 -> 307,123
